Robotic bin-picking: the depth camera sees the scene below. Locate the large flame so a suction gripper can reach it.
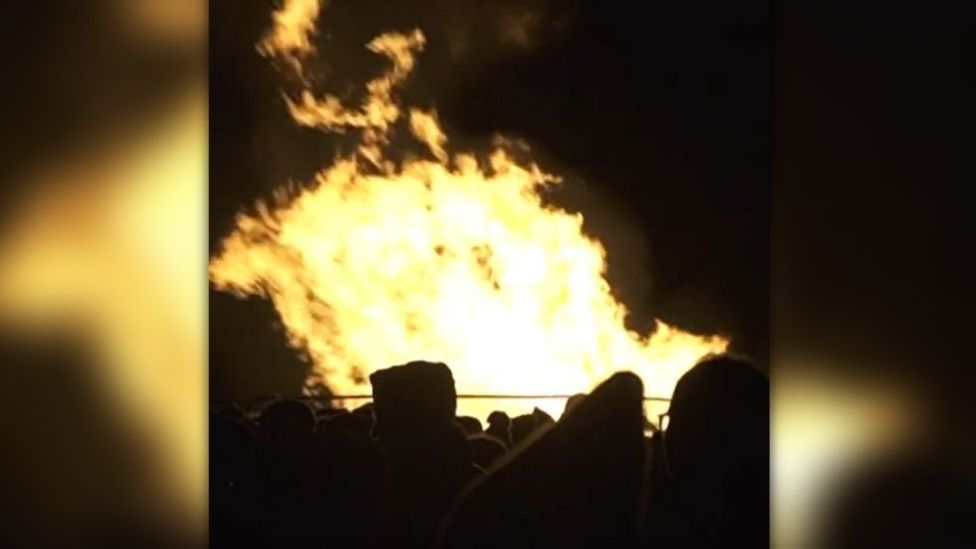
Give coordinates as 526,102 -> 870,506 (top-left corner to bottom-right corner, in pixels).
211,3 -> 728,419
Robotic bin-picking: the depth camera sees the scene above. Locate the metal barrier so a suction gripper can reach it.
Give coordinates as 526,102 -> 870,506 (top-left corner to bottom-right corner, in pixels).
304,394 -> 671,402
248,394 -> 672,429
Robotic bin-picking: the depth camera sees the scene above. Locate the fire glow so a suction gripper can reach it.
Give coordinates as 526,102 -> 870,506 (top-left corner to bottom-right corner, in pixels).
210,0 -> 728,418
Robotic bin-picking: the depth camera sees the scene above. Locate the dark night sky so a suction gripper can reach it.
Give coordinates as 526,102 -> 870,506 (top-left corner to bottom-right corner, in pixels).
210,0 -> 769,404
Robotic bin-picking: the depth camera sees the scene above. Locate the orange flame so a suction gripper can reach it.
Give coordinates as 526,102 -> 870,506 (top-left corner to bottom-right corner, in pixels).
211,5 -> 728,419
258,0 -> 323,65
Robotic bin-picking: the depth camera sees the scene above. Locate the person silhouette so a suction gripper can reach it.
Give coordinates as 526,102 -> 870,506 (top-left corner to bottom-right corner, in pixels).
370,361 -> 478,548
647,354 -> 769,548
485,411 -> 512,448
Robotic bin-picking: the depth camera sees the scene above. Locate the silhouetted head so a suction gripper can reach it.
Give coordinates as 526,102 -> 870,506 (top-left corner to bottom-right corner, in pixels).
369,360 -> 457,443
258,399 -> 316,447
510,414 -> 539,446
532,407 -> 555,427
211,409 -> 253,456
455,415 -> 483,436
351,401 -> 375,432
563,393 -> 587,416
324,410 -> 372,440
666,354 -> 768,481
317,407 -> 346,422
353,401 -> 374,418
212,401 -> 245,421
487,411 -> 510,429
249,395 -> 281,418
485,411 -> 511,447
467,433 -> 507,470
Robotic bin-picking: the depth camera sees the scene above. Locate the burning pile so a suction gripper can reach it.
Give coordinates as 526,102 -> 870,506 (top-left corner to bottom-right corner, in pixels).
210,0 -> 728,418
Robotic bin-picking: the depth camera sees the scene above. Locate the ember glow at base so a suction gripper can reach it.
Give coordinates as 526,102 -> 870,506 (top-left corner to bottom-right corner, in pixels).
209,0 -> 728,419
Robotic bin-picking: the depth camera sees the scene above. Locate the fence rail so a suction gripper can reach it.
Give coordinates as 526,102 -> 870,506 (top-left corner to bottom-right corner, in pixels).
303,394 -> 671,402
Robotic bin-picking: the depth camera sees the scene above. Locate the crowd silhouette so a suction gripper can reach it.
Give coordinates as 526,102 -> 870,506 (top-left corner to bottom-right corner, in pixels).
211,355 -> 769,548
